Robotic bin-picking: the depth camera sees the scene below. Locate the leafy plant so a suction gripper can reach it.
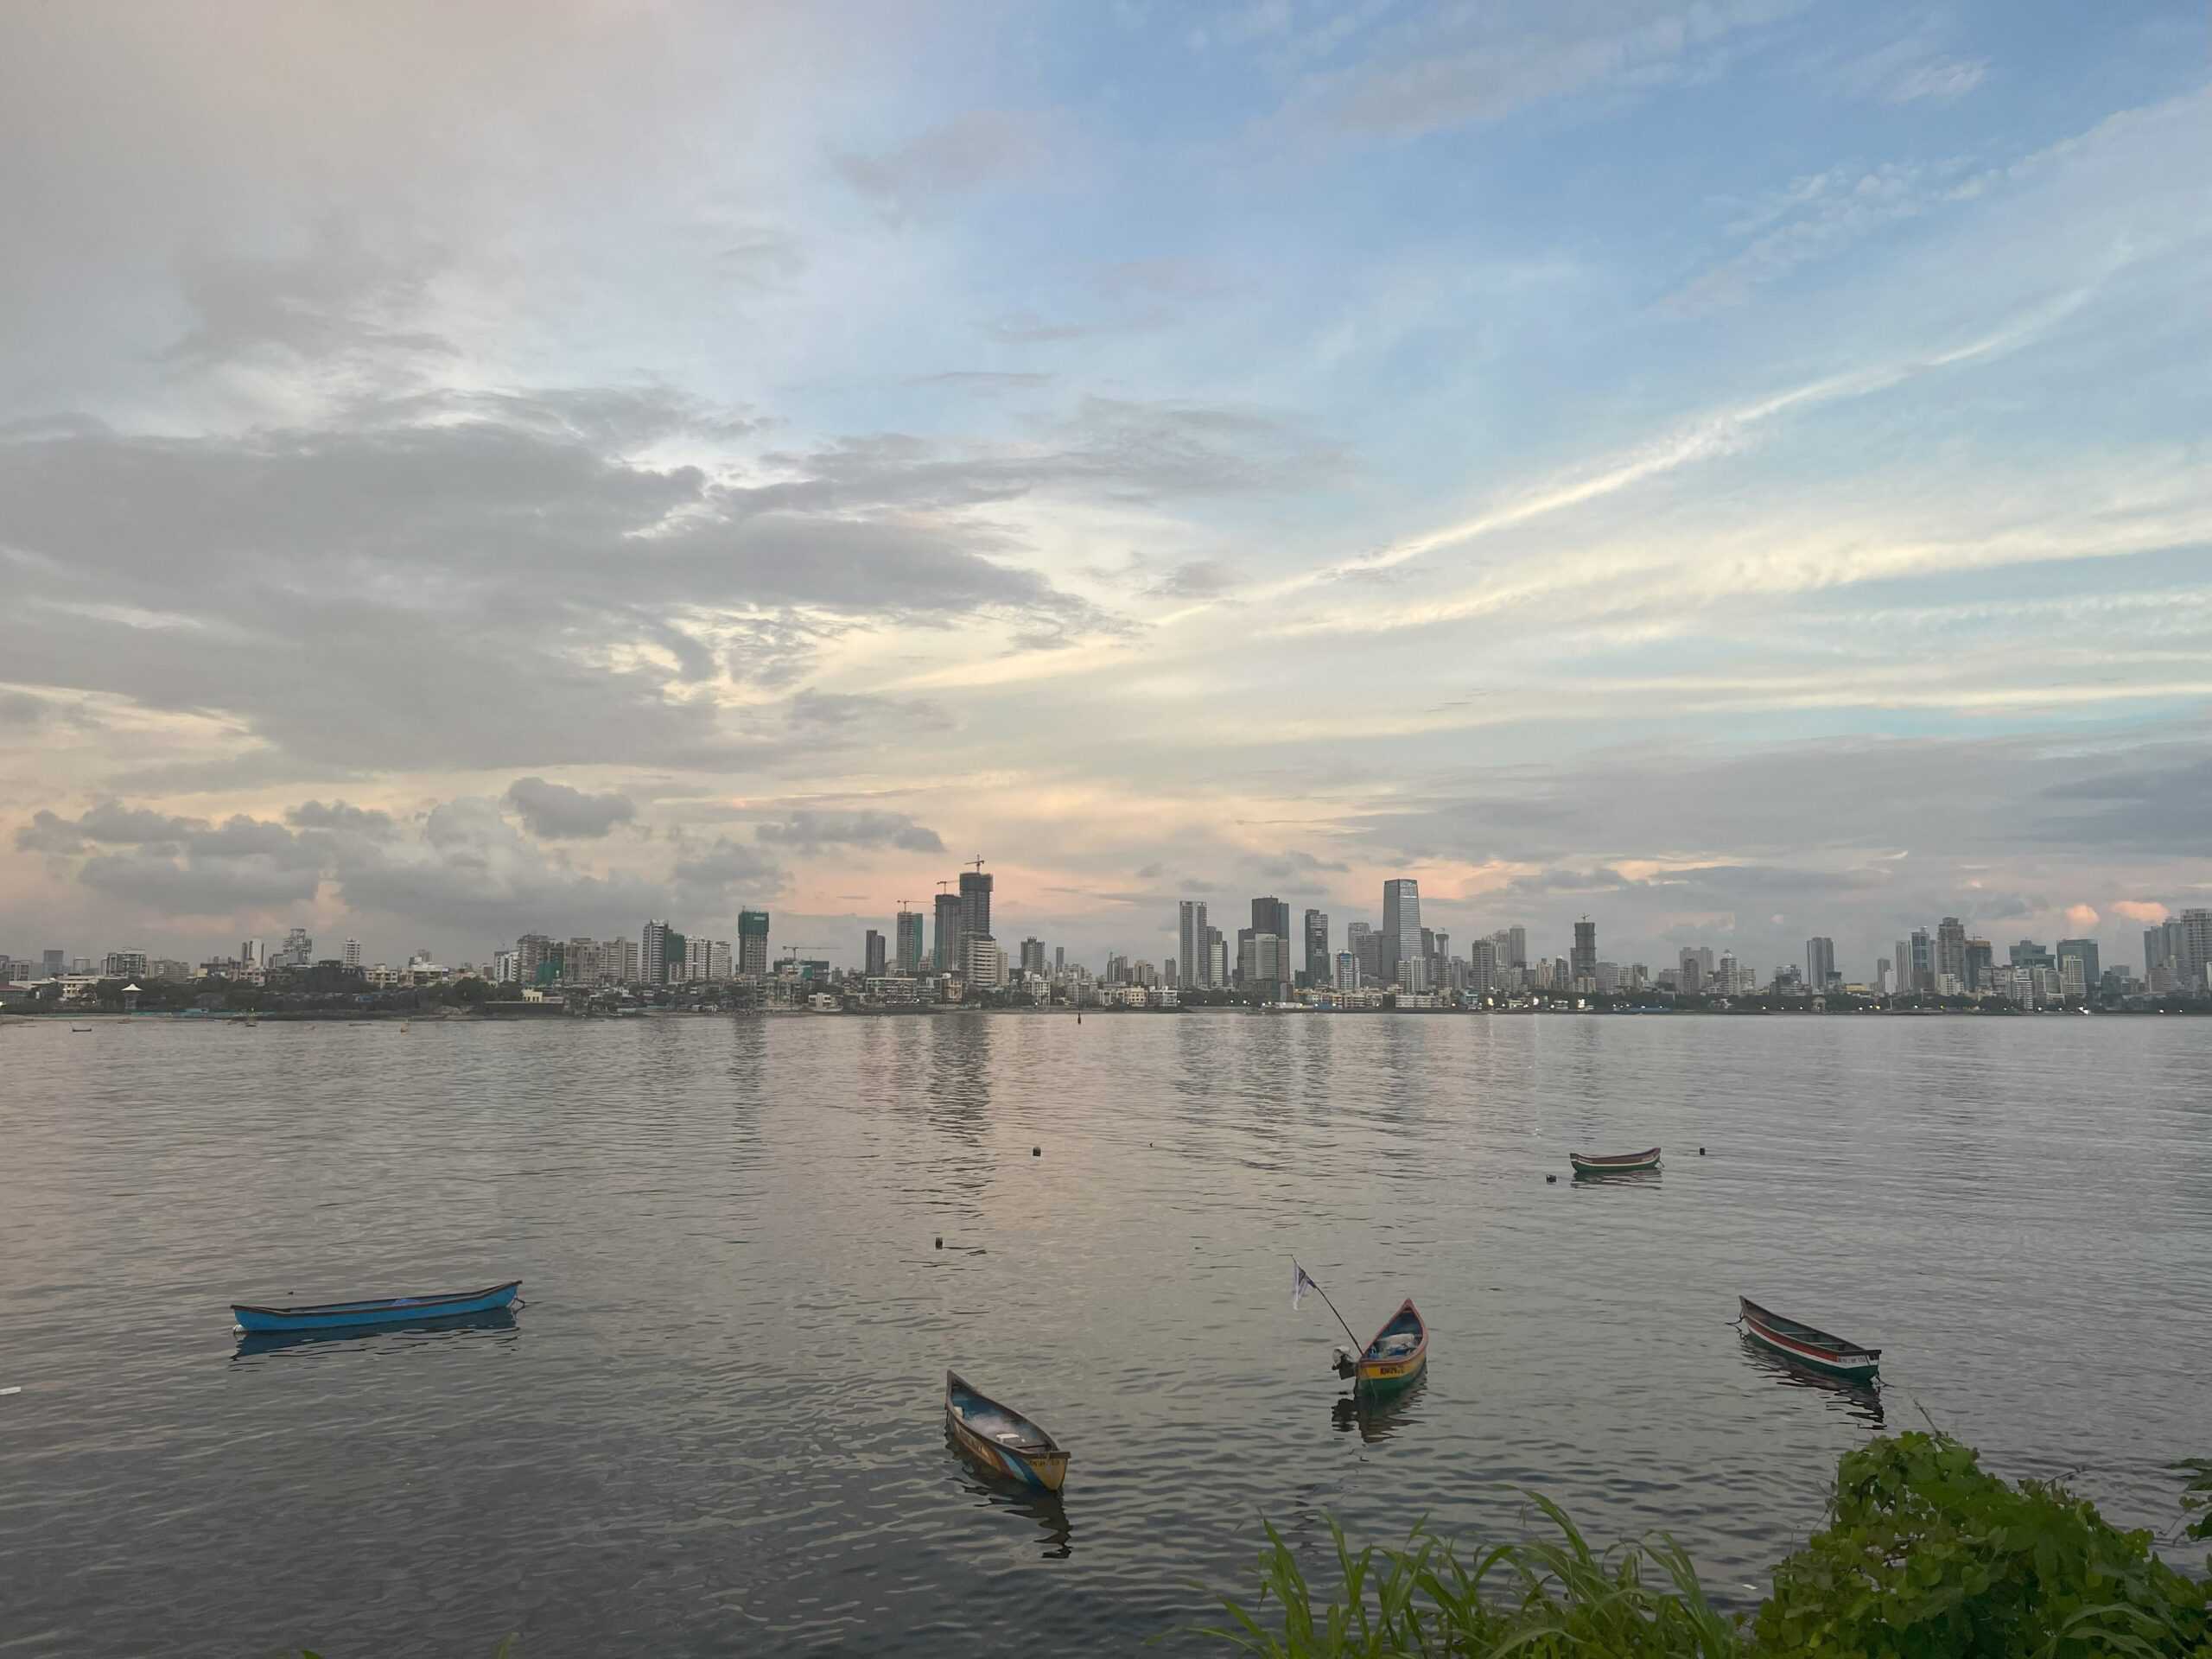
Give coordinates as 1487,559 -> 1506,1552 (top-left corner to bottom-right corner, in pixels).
1208,1437 -> 2210,1658
1205,1503 -> 1745,1657
2181,1459 -> 2212,1545
1753,1433 -> 2208,1657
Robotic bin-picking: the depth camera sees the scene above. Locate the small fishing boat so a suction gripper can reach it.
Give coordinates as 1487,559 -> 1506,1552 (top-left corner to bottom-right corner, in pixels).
1570,1146 -> 1661,1176
1339,1298 -> 1427,1395
1738,1296 -> 1880,1382
944,1370 -> 1070,1493
232,1279 -> 521,1334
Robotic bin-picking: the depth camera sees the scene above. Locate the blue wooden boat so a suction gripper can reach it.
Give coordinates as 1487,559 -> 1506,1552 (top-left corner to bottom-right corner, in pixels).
231,1279 -> 520,1333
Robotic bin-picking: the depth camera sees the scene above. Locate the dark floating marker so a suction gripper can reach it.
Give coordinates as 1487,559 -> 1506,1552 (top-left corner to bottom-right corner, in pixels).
1033,1146 -> 1040,1156
1545,1173 -> 1558,1184
1699,1147 -> 1707,1155
934,1237 -> 943,1249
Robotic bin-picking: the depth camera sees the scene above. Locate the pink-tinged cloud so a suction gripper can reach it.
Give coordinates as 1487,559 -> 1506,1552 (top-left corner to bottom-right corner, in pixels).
2063,903 -> 2099,931
2112,899 -> 2169,924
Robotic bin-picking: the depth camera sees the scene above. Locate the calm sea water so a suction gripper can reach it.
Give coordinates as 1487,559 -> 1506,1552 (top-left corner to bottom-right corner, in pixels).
2,1011 -> 2207,1656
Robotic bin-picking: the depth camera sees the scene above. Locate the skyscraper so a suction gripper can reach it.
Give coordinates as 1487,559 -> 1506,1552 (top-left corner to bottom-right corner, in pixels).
895,908 -> 925,974
1304,908 -> 1330,987
1020,938 -> 1046,976
1251,895 -> 1290,958
1893,938 -> 1910,995
1471,937 -> 1497,998
1506,925 -> 1528,968
1178,900 -> 1206,990
737,910 -> 770,977
959,867 -> 994,944
864,928 -> 887,977
1348,921 -> 1381,986
341,938 -> 361,968
1572,918 -> 1597,982
1382,880 -> 1420,985
1805,936 -> 1835,989
2055,937 -> 2097,993
1910,928 -> 1935,993
1936,917 -> 1967,990
1965,937 -> 1993,993
2178,909 -> 2212,992
933,890 -> 962,971
641,919 -> 670,986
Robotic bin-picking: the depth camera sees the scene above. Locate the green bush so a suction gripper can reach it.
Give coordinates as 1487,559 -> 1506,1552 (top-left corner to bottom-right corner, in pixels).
1209,1435 -> 2211,1659
1758,1433 -> 2209,1656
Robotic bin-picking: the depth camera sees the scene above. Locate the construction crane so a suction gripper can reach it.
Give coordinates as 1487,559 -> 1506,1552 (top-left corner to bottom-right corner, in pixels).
967,855 -> 987,874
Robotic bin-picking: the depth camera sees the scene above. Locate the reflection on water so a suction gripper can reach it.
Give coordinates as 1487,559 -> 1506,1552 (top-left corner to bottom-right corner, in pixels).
943,1437 -> 1075,1559
3,1013 -> 2208,1657
1738,1335 -> 1886,1427
1332,1371 -> 1427,1444
232,1306 -> 521,1362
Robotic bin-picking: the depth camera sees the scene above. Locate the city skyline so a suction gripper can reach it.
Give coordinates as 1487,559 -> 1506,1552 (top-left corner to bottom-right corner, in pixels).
3,6 -> 2209,982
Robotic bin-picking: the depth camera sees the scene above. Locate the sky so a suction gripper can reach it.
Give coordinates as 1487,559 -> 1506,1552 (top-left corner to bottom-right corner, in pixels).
2,0 -> 2208,976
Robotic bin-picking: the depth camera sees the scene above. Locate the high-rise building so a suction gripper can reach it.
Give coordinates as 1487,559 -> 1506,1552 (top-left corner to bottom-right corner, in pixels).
738,911 -> 770,977
2009,938 -> 2053,968
1251,896 -> 1290,963
341,938 -> 361,968
1471,937 -> 1498,998
1335,950 -> 1358,989
1805,936 -> 1836,989
1678,948 -> 1704,995
1892,938 -> 1910,995
959,868 -> 994,944
1304,909 -> 1331,987
1178,900 -> 1206,990
2145,923 -> 2174,989
1909,928 -> 1935,993
1207,933 -> 1227,988
895,909 -> 925,974
1573,918 -> 1597,982
1875,956 -> 1891,995
520,932 -> 557,986
1020,938 -> 1046,977
1348,922 -> 1381,986
685,936 -> 712,982
1239,931 -> 1287,999
709,940 -> 731,980
1382,880 -> 1420,985
932,890 -> 963,972
103,950 -> 149,977
864,929 -> 887,977
2179,910 -> 2212,993
1936,918 -> 1967,989
1053,945 -> 1065,977
1505,925 -> 1528,968
641,920 -> 671,986
961,935 -> 1005,988
43,948 -> 66,977
1964,938 -> 1993,993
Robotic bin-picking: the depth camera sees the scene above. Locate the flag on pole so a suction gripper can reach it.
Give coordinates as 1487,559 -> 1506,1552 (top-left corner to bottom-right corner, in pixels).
1292,1261 -> 1319,1312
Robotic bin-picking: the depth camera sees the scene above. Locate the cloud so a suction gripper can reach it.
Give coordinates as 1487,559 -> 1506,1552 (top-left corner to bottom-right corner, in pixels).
671,836 -> 786,899
286,799 -> 397,836
1833,33 -> 1987,105
2063,903 -> 2099,931
754,810 -> 946,855
1249,848 -> 1351,880
1286,0 -> 1797,143
505,776 -> 639,839
2112,900 -> 2169,925
833,111 -> 1060,220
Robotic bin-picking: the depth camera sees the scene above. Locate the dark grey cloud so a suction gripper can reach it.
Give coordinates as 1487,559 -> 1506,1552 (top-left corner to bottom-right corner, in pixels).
754,810 -> 945,855
1143,557 -> 1241,600
671,836 -> 786,900
286,799 -> 398,836
1249,848 -> 1351,880
0,390 -> 1107,779
164,220 -> 450,372
505,776 -> 638,839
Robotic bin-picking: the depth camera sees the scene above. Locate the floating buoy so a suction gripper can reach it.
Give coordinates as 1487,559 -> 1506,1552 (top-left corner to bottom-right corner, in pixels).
1699,1147 -> 1707,1155
1032,1146 -> 1040,1156
1545,1173 -> 1557,1184
934,1237 -> 943,1249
